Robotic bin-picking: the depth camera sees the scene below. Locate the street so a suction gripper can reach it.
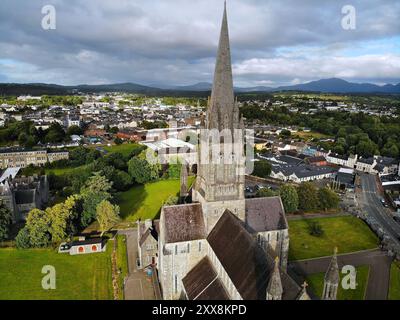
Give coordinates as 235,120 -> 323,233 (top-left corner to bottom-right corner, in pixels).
358,173 -> 400,245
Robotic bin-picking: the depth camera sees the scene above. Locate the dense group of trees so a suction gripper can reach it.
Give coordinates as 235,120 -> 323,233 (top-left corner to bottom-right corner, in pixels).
16,174 -> 120,249
256,183 -> 339,214
241,104 -> 400,158
0,120 -> 76,147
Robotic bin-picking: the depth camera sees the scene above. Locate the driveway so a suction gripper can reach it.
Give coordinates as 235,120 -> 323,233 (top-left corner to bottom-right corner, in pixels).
288,249 -> 392,300
118,229 -> 156,300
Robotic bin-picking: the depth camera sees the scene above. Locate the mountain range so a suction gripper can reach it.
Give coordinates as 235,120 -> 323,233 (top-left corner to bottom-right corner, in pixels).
0,78 -> 399,96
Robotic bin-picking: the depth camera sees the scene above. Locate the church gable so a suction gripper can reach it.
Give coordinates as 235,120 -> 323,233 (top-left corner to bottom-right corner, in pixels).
163,203 -> 206,244
245,197 -> 288,233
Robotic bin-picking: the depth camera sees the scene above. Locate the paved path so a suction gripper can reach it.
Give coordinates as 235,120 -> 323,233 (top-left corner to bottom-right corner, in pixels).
118,229 -> 156,300
288,249 -> 392,300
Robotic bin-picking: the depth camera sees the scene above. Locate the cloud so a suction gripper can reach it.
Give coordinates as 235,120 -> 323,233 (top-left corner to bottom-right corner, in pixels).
0,0 -> 399,86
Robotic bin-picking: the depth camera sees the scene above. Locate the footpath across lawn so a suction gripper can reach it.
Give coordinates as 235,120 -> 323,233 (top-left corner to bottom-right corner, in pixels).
0,246 -> 114,300
288,215 -> 379,261
306,265 -> 370,300
116,177 -> 195,221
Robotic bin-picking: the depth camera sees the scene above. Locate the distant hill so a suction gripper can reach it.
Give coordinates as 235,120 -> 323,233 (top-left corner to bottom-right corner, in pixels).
274,78 -> 400,94
0,78 -> 399,96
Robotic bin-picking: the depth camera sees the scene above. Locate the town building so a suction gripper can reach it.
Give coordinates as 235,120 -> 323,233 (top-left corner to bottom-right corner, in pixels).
0,149 -> 69,169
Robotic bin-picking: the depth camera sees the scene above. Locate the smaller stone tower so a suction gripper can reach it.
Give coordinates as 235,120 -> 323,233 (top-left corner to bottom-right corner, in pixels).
266,257 -> 283,300
322,247 -> 339,300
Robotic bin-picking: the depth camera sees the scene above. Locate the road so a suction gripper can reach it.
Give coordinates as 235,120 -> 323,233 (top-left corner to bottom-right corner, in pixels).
289,249 -> 392,300
359,173 -> 400,245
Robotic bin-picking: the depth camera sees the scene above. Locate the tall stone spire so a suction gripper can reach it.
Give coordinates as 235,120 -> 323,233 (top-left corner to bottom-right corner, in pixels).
322,247 -> 339,300
193,1 -> 246,233
207,1 -> 238,131
266,257 -> 283,300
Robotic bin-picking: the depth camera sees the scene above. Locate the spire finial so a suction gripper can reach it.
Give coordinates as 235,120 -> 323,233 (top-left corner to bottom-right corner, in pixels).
302,281 -> 308,290
334,247 -> 338,255
274,256 -> 279,266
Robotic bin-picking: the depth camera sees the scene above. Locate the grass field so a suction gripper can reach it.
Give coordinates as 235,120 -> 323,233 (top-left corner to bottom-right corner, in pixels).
116,235 -> 128,300
115,177 -> 195,221
288,216 -> 379,261
306,265 -> 370,300
295,131 -> 332,140
388,262 -> 400,300
0,245 -> 114,300
103,143 -> 144,157
45,165 -> 88,176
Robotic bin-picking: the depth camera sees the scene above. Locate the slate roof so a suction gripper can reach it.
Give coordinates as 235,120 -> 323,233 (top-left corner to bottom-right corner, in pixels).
14,190 -> 35,204
163,203 -> 206,244
245,197 -> 288,233
182,256 -> 229,300
272,164 -> 337,179
207,210 -> 301,300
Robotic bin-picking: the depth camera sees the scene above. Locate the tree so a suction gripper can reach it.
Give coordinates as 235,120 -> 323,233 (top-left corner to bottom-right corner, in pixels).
47,195 -> 82,242
66,125 -> 83,136
80,173 -> 112,227
252,160 -> 272,178
25,208 -> 51,248
255,188 -> 276,198
96,200 -> 120,236
114,137 -> 123,145
44,122 -> 65,143
0,203 -> 12,241
279,129 -> 291,138
15,226 -> 31,249
128,151 -> 160,184
297,182 -> 319,212
279,185 -> 299,213
308,221 -> 324,237
318,187 -> 340,211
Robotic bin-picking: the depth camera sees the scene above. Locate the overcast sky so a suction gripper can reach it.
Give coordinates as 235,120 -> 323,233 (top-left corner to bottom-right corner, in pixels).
0,0 -> 399,87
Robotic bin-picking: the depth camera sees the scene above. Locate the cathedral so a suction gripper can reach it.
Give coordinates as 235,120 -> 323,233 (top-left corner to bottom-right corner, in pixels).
138,3 -> 310,300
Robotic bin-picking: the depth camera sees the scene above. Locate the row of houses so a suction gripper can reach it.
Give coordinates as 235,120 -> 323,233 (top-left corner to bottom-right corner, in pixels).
0,149 -> 69,169
261,150 -> 399,184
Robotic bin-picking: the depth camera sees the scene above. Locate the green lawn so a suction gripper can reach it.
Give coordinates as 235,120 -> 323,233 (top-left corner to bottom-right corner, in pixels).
306,265 -> 370,300
289,216 -> 379,261
388,262 -> 400,300
103,143 -> 144,157
115,177 -> 195,221
0,246 -> 113,300
116,235 -> 128,300
45,165 -> 88,176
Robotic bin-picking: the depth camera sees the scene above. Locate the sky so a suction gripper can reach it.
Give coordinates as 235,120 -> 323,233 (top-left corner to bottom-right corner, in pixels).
0,0 -> 399,87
